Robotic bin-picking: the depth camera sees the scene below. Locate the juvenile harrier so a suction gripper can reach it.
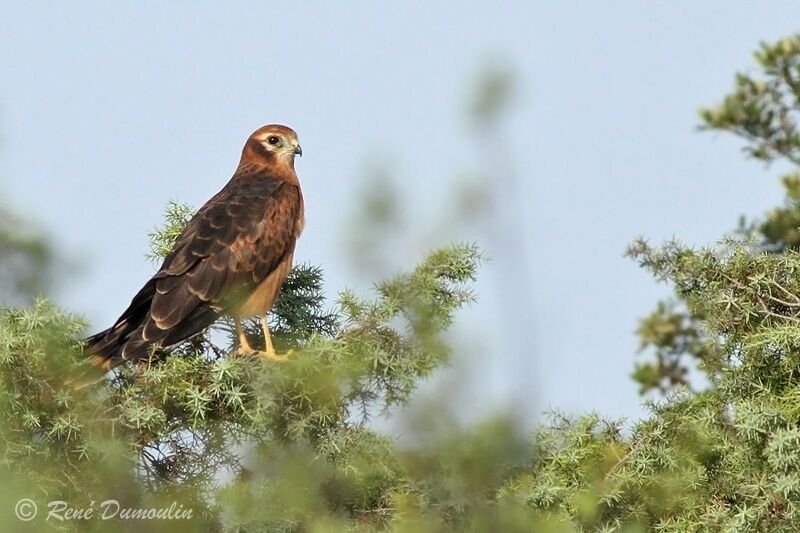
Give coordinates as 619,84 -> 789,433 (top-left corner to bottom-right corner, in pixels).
86,124 -> 304,370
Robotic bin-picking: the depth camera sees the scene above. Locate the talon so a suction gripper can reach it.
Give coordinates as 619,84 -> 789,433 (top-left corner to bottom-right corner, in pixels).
233,315 -> 292,362
238,335 -> 254,355
237,345 -> 255,357
234,316 -> 255,356
256,349 -> 292,362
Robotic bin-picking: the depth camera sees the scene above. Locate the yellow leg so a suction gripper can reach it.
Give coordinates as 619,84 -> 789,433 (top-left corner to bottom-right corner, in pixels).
234,315 -> 291,362
235,316 -> 254,355
259,315 -> 290,362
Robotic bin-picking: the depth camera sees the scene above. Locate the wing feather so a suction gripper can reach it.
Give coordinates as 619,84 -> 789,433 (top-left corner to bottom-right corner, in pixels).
152,178 -> 301,328
86,172 -> 303,368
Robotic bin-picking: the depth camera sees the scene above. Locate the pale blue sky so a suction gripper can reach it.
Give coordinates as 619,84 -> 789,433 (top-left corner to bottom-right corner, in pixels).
2,3 -> 799,424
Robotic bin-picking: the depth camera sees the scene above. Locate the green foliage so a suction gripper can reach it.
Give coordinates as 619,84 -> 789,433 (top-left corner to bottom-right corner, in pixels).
631,300 -> 725,395
759,173 -> 800,251
632,34 -> 800,398
700,35 -> 800,164
597,32 -> 800,531
0,199 -> 487,530
146,200 -> 196,262
4,32 -> 800,532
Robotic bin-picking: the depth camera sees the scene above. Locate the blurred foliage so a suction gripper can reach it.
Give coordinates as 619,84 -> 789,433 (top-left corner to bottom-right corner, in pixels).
0,205 -> 54,305
468,60 -> 517,129
4,33 -> 800,532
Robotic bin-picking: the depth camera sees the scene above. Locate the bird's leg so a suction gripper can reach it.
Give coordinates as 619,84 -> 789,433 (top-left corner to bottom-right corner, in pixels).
258,314 -> 290,362
235,316 -> 254,355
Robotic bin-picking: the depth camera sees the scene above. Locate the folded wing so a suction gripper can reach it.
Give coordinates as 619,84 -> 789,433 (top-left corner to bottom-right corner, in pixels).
86,174 -> 302,369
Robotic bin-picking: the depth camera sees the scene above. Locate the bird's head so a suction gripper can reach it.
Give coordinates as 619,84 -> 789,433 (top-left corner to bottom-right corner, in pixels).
242,124 -> 303,169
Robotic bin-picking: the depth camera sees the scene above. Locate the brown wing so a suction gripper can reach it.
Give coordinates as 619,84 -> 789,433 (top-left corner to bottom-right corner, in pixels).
86,173 -> 302,368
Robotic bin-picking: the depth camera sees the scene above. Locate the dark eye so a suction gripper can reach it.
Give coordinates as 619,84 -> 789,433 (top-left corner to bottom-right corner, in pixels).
267,136 -> 280,145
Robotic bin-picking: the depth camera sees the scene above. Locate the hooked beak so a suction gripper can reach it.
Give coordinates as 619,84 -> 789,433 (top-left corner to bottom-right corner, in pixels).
293,143 -> 303,157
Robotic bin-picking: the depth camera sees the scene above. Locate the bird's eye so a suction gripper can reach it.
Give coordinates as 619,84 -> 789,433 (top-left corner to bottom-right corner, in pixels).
267,136 -> 280,145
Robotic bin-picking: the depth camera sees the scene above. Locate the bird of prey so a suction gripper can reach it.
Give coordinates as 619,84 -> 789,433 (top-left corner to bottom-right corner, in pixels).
85,124 -> 305,370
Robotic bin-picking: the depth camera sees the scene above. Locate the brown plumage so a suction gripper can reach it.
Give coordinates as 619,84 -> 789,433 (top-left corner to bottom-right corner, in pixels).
85,124 -> 305,370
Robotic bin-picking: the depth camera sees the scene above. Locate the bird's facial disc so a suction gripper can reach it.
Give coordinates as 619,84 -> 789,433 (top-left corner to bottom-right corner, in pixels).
258,132 -> 302,159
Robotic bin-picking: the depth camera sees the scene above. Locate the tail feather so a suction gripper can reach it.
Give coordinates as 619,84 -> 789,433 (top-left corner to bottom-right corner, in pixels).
82,281 -> 221,378
81,279 -> 159,373
68,324 -> 153,391
85,324 -> 147,371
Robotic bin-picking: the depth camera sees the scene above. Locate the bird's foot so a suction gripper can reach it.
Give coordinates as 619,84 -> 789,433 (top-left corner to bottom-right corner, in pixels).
256,348 -> 293,362
237,346 -> 254,357
237,344 -> 293,362
237,338 -> 255,357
